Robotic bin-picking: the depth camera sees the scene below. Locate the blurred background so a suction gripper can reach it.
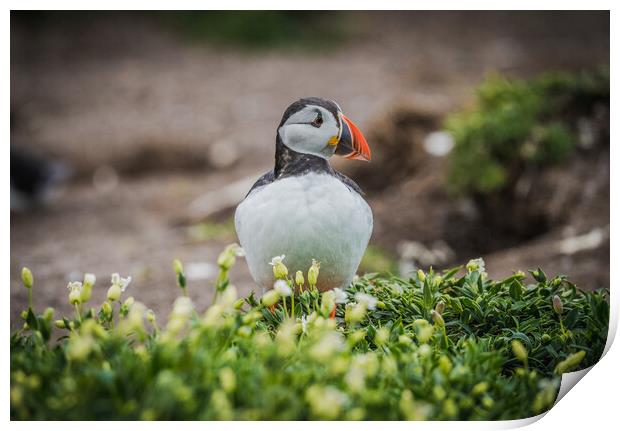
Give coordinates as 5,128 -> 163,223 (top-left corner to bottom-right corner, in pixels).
10,11 -> 609,326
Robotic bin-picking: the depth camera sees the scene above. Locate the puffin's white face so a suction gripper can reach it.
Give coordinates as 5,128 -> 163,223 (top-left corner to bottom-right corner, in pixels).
278,105 -> 342,159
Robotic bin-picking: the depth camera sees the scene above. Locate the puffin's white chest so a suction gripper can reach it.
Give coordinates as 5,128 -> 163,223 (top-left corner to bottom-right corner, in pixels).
235,173 -> 373,291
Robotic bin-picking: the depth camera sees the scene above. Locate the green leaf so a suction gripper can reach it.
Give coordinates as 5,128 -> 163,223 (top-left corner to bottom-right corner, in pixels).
563,308 -> 579,328
509,281 -> 523,300
423,279 -> 433,311
26,308 -> 39,331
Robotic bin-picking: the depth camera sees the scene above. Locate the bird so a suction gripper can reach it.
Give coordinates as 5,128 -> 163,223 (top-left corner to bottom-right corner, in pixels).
235,97 -> 373,292
10,146 -> 71,211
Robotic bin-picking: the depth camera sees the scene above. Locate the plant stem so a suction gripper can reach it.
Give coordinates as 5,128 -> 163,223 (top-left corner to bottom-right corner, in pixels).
74,303 -> 82,323
291,291 -> 296,318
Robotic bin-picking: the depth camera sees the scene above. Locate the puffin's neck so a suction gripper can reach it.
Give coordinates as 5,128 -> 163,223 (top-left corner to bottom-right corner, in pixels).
274,135 -> 333,179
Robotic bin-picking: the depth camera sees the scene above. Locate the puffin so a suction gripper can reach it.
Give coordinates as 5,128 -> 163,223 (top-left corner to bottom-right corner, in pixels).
235,97 -> 373,292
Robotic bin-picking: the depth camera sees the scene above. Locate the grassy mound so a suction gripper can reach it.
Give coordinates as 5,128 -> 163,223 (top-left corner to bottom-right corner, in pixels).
11,247 -> 608,420
447,66 -> 609,195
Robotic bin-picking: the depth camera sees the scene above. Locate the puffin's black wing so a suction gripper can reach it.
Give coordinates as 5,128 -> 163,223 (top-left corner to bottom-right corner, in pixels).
246,170 -> 275,197
334,170 -> 364,196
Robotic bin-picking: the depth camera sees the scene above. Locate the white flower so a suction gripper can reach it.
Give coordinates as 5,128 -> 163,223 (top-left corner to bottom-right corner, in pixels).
67,281 -> 83,292
67,281 -> 83,305
111,273 -> 132,292
83,273 -> 96,286
466,257 -> 486,273
332,288 -> 348,304
354,293 -> 378,310
300,315 -> 310,333
268,255 -> 285,266
466,257 -> 488,280
274,280 -> 292,297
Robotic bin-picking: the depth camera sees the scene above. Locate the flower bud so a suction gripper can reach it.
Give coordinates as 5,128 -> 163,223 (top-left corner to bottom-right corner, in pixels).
83,273 -> 96,288
21,267 -> 33,290
107,284 -> 122,302
439,355 -> 452,375
308,259 -> 320,287
20,310 -> 28,319
172,259 -> 184,275
146,309 -> 156,324
233,298 -> 245,310
262,289 -> 280,307
217,251 -> 236,271
531,267 -> 547,283
295,270 -> 305,287
54,320 -> 66,329
43,307 -> 54,321
102,301 -> 113,317
273,262 -> 288,280
398,334 -> 413,345
482,395 -> 494,409
417,269 -> 426,282
69,289 -> 82,305
471,381 -> 489,395
219,367 -> 236,393
435,301 -> 446,314
374,327 -> 389,346
555,350 -> 586,374
80,284 -> 92,303
511,340 -> 528,363
442,398 -> 458,417
431,309 -> 445,327
552,295 -> 563,314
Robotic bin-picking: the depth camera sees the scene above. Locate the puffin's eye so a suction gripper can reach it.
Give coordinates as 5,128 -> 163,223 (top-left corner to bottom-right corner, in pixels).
311,112 -> 323,128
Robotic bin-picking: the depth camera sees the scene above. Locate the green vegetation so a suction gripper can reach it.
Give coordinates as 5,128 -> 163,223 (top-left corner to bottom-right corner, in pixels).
157,11 -> 348,50
187,219 -> 236,242
360,245 -> 398,274
446,66 -> 609,194
11,248 -> 608,420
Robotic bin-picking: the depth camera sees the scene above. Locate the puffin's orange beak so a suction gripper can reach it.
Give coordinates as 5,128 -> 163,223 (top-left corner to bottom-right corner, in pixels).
335,114 -> 371,161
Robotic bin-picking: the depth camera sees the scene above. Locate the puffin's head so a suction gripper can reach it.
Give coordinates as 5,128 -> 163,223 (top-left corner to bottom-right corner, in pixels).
277,97 -> 371,161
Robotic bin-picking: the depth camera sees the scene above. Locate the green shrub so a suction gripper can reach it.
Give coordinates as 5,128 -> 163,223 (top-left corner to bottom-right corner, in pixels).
11,248 -> 608,420
446,66 -> 609,195
157,11 -> 347,50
